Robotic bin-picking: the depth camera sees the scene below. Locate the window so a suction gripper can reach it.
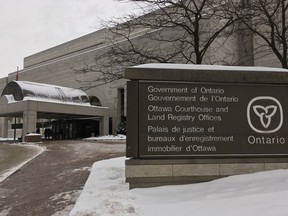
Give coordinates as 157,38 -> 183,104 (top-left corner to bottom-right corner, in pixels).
89,96 -> 102,106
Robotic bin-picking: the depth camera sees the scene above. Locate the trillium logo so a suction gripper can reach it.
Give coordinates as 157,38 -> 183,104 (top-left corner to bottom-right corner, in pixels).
247,96 -> 283,134
253,105 -> 277,129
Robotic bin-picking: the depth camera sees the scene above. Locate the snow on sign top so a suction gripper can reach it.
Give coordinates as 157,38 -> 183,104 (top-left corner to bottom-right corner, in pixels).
132,63 -> 288,72
126,63 -> 288,84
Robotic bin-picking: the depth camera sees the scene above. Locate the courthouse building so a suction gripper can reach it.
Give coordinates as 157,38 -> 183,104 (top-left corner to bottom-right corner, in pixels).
0,28 -> 128,139
0,11 -> 282,139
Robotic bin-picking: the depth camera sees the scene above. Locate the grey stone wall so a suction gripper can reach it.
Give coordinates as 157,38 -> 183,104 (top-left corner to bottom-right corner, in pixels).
126,158 -> 288,188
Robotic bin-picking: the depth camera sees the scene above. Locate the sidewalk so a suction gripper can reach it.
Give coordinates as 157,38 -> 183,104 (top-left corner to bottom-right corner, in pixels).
0,143 -> 44,182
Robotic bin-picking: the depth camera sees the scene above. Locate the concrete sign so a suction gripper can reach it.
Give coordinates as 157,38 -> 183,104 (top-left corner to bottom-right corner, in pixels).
125,64 -> 288,188
136,81 -> 288,157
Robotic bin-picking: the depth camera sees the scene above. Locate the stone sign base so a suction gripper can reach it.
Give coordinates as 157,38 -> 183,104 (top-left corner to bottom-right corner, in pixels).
126,158 -> 288,188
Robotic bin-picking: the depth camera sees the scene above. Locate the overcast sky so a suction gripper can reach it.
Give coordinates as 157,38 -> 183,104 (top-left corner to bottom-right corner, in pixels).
0,0 -> 140,78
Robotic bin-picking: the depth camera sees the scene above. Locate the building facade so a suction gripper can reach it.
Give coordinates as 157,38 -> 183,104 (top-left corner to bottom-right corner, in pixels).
0,11 -> 282,138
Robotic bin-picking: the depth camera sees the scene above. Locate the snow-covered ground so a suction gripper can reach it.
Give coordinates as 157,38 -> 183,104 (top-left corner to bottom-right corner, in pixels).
2,136 -> 288,215
84,134 -> 126,142
70,157 -> 288,216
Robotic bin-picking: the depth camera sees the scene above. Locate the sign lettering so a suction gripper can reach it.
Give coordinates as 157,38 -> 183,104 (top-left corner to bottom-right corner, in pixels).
138,81 -> 288,157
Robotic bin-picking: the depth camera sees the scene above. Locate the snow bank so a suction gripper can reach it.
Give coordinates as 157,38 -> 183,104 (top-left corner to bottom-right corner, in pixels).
84,134 -> 126,142
70,157 -> 288,216
69,157 -> 135,216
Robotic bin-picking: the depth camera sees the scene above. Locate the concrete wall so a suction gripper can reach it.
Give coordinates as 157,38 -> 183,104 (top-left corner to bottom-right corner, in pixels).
24,28 -> 110,68
126,158 -> 288,188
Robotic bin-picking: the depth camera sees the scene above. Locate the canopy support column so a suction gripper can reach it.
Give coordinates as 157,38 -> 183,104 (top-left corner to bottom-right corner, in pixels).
23,108 -> 37,138
2,117 -> 9,138
99,116 -> 109,135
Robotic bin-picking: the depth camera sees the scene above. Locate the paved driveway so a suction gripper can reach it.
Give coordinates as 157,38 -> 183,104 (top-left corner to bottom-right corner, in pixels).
0,140 -> 126,216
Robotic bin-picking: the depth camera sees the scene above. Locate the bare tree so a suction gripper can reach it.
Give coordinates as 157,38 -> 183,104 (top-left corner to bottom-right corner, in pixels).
230,0 -> 288,68
76,0 -> 237,88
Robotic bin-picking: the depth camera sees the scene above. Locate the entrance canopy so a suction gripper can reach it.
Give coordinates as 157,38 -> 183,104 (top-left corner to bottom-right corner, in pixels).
1,80 -> 90,105
0,81 -> 109,136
